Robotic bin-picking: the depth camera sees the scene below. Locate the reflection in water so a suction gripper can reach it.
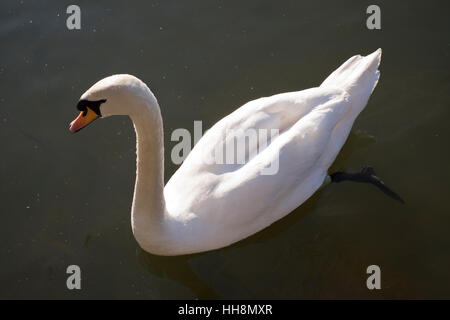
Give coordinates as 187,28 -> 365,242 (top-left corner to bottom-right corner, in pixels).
137,248 -> 220,299
329,129 -> 376,172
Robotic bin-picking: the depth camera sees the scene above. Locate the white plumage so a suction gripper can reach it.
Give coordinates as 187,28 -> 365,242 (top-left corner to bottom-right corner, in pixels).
76,49 -> 382,255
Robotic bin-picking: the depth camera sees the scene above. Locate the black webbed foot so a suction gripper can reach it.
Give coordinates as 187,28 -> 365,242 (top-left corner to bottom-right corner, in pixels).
330,167 -> 405,204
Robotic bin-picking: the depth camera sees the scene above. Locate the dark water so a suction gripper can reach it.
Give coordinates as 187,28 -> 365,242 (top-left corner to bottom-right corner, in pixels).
1,0 -> 449,299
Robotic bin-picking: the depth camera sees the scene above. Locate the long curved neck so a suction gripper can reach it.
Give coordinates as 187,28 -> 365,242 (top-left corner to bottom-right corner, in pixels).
129,100 -> 166,244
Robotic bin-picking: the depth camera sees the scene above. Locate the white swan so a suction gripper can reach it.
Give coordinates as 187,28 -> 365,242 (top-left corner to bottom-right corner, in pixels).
70,49 -> 383,255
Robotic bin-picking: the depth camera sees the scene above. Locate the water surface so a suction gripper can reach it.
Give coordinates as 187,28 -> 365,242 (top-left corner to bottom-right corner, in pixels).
1,0 -> 449,298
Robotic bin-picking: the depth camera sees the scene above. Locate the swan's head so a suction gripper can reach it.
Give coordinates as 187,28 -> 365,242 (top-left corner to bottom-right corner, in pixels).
69,74 -> 156,133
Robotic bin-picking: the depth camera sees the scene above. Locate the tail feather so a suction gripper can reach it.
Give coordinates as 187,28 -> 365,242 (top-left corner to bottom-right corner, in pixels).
320,48 -> 382,120
321,48 -> 382,93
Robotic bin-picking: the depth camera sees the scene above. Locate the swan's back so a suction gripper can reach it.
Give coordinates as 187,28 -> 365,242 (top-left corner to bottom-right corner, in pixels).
162,49 -> 382,254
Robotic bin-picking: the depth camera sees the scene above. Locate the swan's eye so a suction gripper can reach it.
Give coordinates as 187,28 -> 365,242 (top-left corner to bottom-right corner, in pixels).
76,99 -> 107,117
78,106 -> 88,117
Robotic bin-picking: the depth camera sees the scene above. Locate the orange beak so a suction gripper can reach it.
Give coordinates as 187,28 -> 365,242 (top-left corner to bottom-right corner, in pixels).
69,107 -> 99,133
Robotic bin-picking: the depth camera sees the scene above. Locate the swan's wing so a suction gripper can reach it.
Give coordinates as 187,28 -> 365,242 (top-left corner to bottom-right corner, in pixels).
179,86 -> 349,175
164,87 -> 351,225
208,89 -> 352,222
